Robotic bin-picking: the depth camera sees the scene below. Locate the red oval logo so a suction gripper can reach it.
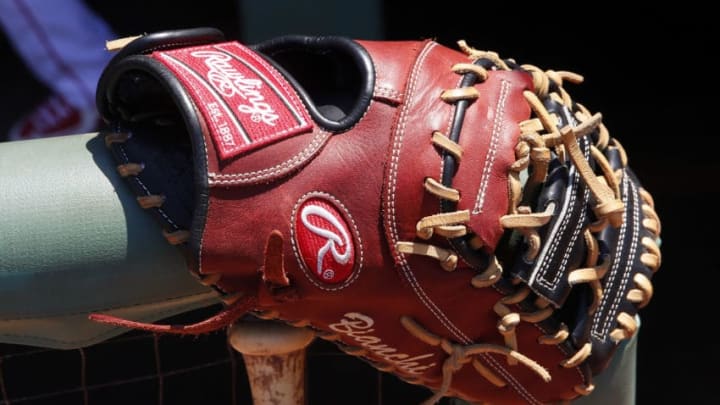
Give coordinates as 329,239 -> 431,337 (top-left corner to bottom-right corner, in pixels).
293,193 -> 360,288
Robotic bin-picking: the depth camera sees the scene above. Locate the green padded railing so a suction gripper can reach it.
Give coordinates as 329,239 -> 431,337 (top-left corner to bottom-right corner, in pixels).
0,133 -> 218,349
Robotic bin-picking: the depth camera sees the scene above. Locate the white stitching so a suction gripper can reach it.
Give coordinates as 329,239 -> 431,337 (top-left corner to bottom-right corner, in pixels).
198,113 -> 211,277
534,140 -> 590,292
439,74 -> 473,268
374,85 -> 403,100
592,173 -> 638,340
537,186 -> 589,290
158,53 -> 252,145
529,167 -> 575,287
208,131 -> 331,184
385,41 -> 471,345
226,43 -> 311,129
472,78 -> 509,215
387,42 -> 467,337
289,191 -> 364,292
160,43 -> 313,156
437,74 -> 464,215
606,179 -> 640,326
591,174 -> 629,339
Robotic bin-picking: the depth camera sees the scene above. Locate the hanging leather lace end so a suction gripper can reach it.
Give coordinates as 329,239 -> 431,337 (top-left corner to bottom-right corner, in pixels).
89,295 -> 256,335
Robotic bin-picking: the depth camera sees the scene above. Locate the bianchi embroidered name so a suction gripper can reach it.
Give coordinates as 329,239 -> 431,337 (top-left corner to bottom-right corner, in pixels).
190,50 -> 279,126
329,312 -> 435,375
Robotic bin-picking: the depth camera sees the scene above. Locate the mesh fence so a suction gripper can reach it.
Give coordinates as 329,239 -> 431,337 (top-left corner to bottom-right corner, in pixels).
0,306 -> 441,405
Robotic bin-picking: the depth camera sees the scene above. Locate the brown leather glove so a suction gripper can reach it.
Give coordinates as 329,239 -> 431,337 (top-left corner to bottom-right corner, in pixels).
92,28 -> 662,404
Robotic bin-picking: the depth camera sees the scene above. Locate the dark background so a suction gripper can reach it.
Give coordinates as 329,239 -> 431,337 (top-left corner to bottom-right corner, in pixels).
0,1 -> 716,404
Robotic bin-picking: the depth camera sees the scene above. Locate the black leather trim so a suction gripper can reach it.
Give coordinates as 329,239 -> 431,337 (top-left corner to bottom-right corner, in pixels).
526,140 -> 591,306
98,55 -> 210,275
588,165 -> 653,373
97,28 -> 225,122
506,97 -> 594,309
438,60 -> 492,270
110,27 -> 225,61
252,35 -> 375,132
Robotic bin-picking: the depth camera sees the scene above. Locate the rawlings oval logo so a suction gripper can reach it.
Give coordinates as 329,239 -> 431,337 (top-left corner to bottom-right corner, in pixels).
292,193 -> 362,289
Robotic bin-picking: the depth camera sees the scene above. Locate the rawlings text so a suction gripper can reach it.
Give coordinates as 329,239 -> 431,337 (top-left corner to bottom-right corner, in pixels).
191,50 -> 279,126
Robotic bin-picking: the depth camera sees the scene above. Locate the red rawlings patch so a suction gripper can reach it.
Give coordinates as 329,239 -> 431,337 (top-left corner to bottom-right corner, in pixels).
154,42 -> 312,160
292,194 -> 360,287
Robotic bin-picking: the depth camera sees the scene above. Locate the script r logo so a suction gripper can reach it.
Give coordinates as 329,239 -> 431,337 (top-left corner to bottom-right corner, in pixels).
291,192 -> 363,290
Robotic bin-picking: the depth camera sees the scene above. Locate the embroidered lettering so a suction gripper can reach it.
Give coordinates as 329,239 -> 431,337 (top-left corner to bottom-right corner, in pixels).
300,205 -> 352,280
191,50 -> 280,126
329,312 -> 436,375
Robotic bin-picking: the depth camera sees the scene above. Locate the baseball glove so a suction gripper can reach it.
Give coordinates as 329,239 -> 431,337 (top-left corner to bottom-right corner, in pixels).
91,28 -> 661,404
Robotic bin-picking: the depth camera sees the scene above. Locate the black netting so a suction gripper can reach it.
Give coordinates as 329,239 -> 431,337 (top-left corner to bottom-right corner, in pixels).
0,307 -> 440,405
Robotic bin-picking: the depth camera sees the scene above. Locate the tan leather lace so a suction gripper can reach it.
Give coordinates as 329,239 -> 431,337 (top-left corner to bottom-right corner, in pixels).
400,316 -> 550,405
100,40 -> 663,403
394,41 -> 662,401
94,133 -> 295,333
